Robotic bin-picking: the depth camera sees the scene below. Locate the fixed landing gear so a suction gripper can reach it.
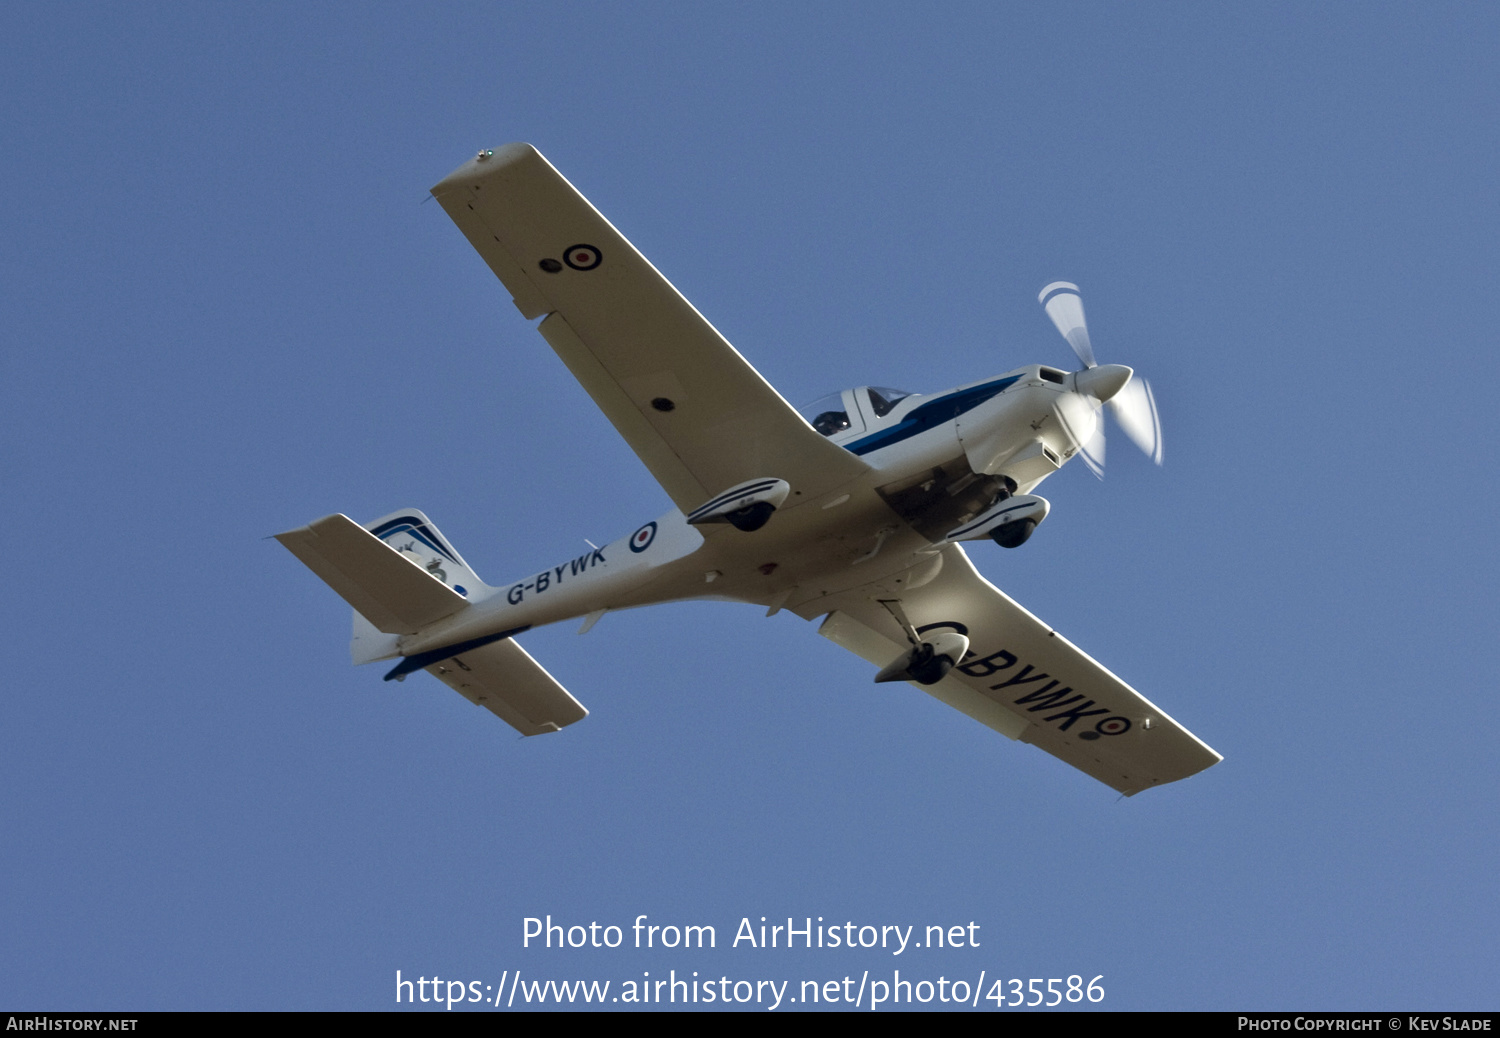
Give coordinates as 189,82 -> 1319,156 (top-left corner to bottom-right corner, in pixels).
937,477 -> 1049,550
686,478 -> 790,532
724,501 -> 775,532
904,642 -> 956,685
991,517 -> 1037,548
873,600 -> 970,686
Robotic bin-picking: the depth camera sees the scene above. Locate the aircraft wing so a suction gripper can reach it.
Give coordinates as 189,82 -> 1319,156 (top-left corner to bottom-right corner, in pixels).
802,546 -> 1221,795
431,144 -> 871,512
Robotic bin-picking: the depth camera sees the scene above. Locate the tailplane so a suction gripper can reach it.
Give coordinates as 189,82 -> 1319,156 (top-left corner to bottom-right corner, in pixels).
276,508 -> 481,636
279,508 -> 587,736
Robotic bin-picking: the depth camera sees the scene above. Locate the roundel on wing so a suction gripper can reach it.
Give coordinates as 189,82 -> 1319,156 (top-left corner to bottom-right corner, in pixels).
563,244 -> 603,270
629,521 -> 657,553
1095,716 -> 1131,736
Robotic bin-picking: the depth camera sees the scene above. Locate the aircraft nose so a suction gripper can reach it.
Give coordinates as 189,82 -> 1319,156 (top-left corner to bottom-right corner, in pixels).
1074,363 -> 1133,403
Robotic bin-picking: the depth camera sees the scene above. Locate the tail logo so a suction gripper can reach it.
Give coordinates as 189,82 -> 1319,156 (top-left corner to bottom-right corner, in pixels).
370,516 -> 460,564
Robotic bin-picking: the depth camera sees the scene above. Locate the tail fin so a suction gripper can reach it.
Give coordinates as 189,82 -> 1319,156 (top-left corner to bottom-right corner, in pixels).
280,508 -> 586,734
350,509 -> 487,664
362,509 -> 486,597
351,610 -> 401,665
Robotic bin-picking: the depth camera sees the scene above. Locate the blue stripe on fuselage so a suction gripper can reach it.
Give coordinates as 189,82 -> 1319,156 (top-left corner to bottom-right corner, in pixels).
844,375 -> 1022,457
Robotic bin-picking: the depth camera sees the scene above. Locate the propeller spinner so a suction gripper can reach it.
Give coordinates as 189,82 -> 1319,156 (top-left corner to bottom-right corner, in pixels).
1039,281 -> 1163,475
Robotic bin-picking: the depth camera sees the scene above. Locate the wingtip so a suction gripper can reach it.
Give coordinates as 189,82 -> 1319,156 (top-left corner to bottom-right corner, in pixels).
430,142 -> 544,195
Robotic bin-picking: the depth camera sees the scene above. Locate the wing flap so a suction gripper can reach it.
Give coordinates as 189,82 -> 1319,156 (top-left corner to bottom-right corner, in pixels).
804,546 -> 1221,795
276,514 -> 468,635
431,144 -> 870,512
424,637 -> 587,736
538,311 -> 705,507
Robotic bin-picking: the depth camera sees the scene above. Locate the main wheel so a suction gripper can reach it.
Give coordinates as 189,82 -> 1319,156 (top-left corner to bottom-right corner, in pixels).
725,501 -> 775,532
991,518 -> 1037,548
908,652 -> 955,686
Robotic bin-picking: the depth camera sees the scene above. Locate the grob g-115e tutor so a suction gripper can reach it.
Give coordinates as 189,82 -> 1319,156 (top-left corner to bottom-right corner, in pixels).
277,144 -> 1219,796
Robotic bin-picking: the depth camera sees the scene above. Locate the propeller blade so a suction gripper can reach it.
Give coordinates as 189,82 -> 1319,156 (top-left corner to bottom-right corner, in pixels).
1080,421 -> 1106,479
1039,281 -> 1161,476
1039,281 -> 1096,369
1108,376 -> 1163,465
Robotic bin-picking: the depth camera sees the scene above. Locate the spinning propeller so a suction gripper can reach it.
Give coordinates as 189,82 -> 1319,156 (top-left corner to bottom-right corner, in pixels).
1039,281 -> 1163,477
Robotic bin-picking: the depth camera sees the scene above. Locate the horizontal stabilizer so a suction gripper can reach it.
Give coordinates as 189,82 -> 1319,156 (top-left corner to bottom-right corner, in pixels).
424,637 -> 587,736
276,514 -> 469,634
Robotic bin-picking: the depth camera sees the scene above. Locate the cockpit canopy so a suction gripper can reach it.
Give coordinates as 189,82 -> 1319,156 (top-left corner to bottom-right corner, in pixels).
798,387 -> 916,439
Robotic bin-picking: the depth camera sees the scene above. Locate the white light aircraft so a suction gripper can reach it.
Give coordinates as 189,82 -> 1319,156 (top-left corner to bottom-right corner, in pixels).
277,144 -> 1220,796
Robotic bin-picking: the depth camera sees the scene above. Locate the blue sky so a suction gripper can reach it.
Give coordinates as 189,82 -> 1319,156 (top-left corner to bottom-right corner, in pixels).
3,2 -> 1497,1011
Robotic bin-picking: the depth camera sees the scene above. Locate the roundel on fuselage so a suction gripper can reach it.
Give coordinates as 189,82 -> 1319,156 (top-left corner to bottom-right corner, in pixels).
629,522 -> 657,553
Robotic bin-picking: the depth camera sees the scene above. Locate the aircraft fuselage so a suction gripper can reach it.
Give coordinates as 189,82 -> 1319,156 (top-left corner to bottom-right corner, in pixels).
394,364 -> 1098,660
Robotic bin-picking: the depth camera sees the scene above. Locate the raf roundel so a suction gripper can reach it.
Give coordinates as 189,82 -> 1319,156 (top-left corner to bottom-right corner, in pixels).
563,243 -> 602,271
1095,716 -> 1132,737
629,521 -> 657,554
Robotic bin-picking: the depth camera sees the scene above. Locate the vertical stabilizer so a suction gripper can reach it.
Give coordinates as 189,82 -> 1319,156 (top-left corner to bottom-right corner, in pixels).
351,610 -> 400,665
348,508 -> 487,659
362,509 -> 486,597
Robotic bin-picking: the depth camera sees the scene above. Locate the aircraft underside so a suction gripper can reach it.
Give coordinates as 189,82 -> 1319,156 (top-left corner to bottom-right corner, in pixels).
276,143 -> 1214,795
